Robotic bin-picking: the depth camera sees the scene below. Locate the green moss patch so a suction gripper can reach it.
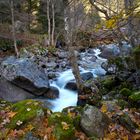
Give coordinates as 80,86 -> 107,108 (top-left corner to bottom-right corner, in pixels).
7,100 -> 44,129
129,91 -> 140,102
48,112 -> 75,140
119,88 -> 132,97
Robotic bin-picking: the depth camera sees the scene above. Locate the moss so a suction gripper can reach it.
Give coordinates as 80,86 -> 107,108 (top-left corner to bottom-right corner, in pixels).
133,46 -> 140,54
129,91 -> 140,102
73,115 -> 81,130
7,100 -> 44,129
48,112 -> 75,140
108,57 -> 124,71
102,77 -> 115,90
133,46 -> 140,69
119,82 -> 132,90
119,88 -> 132,97
117,99 -> 129,109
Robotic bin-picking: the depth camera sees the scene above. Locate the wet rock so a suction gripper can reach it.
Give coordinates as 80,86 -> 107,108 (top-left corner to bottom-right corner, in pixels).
0,77 -> 35,102
47,61 -> 57,69
57,51 -> 68,59
48,71 -> 57,79
81,105 -> 110,138
0,56 -> 49,95
87,49 -> 95,54
99,44 -> 120,59
43,86 -> 59,99
65,81 -> 77,91
81,72 -> 93,81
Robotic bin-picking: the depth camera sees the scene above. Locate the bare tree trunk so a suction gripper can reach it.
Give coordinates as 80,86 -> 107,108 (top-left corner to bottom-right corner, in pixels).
47,0 -> 51,46
64,5 -> 84,93
69,46 -> 84,92
11,0 -> 19,57
124,0 -> 135,47
51,0 -> 55,46
27,0 -> 32,30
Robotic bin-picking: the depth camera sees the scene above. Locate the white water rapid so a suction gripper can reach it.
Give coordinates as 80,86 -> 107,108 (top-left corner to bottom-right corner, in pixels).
48,49 -> 107,112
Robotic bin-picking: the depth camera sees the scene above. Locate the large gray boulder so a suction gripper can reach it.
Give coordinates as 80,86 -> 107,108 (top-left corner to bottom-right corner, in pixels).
0,77 -> 35,102
81,105 -> 110,138
100,44 -> 120,59
0,56 -> 49,95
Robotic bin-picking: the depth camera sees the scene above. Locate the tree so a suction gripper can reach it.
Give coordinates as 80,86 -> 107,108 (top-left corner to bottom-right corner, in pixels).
10,0 -> 19,57
64,0 -> 84,94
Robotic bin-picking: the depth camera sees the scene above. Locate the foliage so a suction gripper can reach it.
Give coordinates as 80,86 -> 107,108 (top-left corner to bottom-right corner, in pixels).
119,88 -> 132,97
129,91 -> 140,102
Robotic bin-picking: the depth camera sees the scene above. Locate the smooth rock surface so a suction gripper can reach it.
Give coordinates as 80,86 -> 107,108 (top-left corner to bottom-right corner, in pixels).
81,105 -> 110,138
0,56 -> 49,95
0,77 -> 35,102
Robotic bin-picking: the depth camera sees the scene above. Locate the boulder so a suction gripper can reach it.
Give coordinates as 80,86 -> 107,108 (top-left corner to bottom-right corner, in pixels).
81,105 -> 110,138
99,44 -> 120,59
57,51 -> 68,59
0,77 -> 35,102
0,56 -> 49,95
81,72 -> 93,81
43,86 -> 59,99
65,81 -> 77,91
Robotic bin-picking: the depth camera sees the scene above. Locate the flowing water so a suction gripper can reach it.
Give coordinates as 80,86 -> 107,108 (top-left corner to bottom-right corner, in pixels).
48,49 -> 107,112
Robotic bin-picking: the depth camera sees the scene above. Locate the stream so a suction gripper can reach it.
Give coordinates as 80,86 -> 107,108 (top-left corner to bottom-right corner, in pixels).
36,49 -> 107,112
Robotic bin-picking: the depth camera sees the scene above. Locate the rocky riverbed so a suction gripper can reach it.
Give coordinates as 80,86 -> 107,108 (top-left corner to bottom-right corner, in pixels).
0,43 -> 140,139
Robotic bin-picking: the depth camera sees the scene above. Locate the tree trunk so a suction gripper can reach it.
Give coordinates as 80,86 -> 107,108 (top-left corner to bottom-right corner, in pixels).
11,0 -> 19,57
64,3 -> 84,94
27,0 -> 32,30
124,0 -> 135,47
69,46 -> 84,92
47,0 -> 51,46
51,0 -> 55,46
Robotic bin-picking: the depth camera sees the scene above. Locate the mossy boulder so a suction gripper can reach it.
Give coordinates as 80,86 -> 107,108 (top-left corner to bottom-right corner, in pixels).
62,106 -> 82,130
7,100 -> 44,129
48,112 -> 75,140
129,91 -> 140,102
133,46 -> 140,69
119,88 -> 132,97
101,76 -> 116,90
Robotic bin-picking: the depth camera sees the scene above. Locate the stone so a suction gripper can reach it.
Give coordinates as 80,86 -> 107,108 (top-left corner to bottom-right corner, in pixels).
57,51 -> 68,59
43,86 -> 59,99
65,81 -> 77,91
81,105 -> 110,138
81,72 -> 93,81
0,77 -> 35,102
0,56 -> 49,95
99,44 -> 120,59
